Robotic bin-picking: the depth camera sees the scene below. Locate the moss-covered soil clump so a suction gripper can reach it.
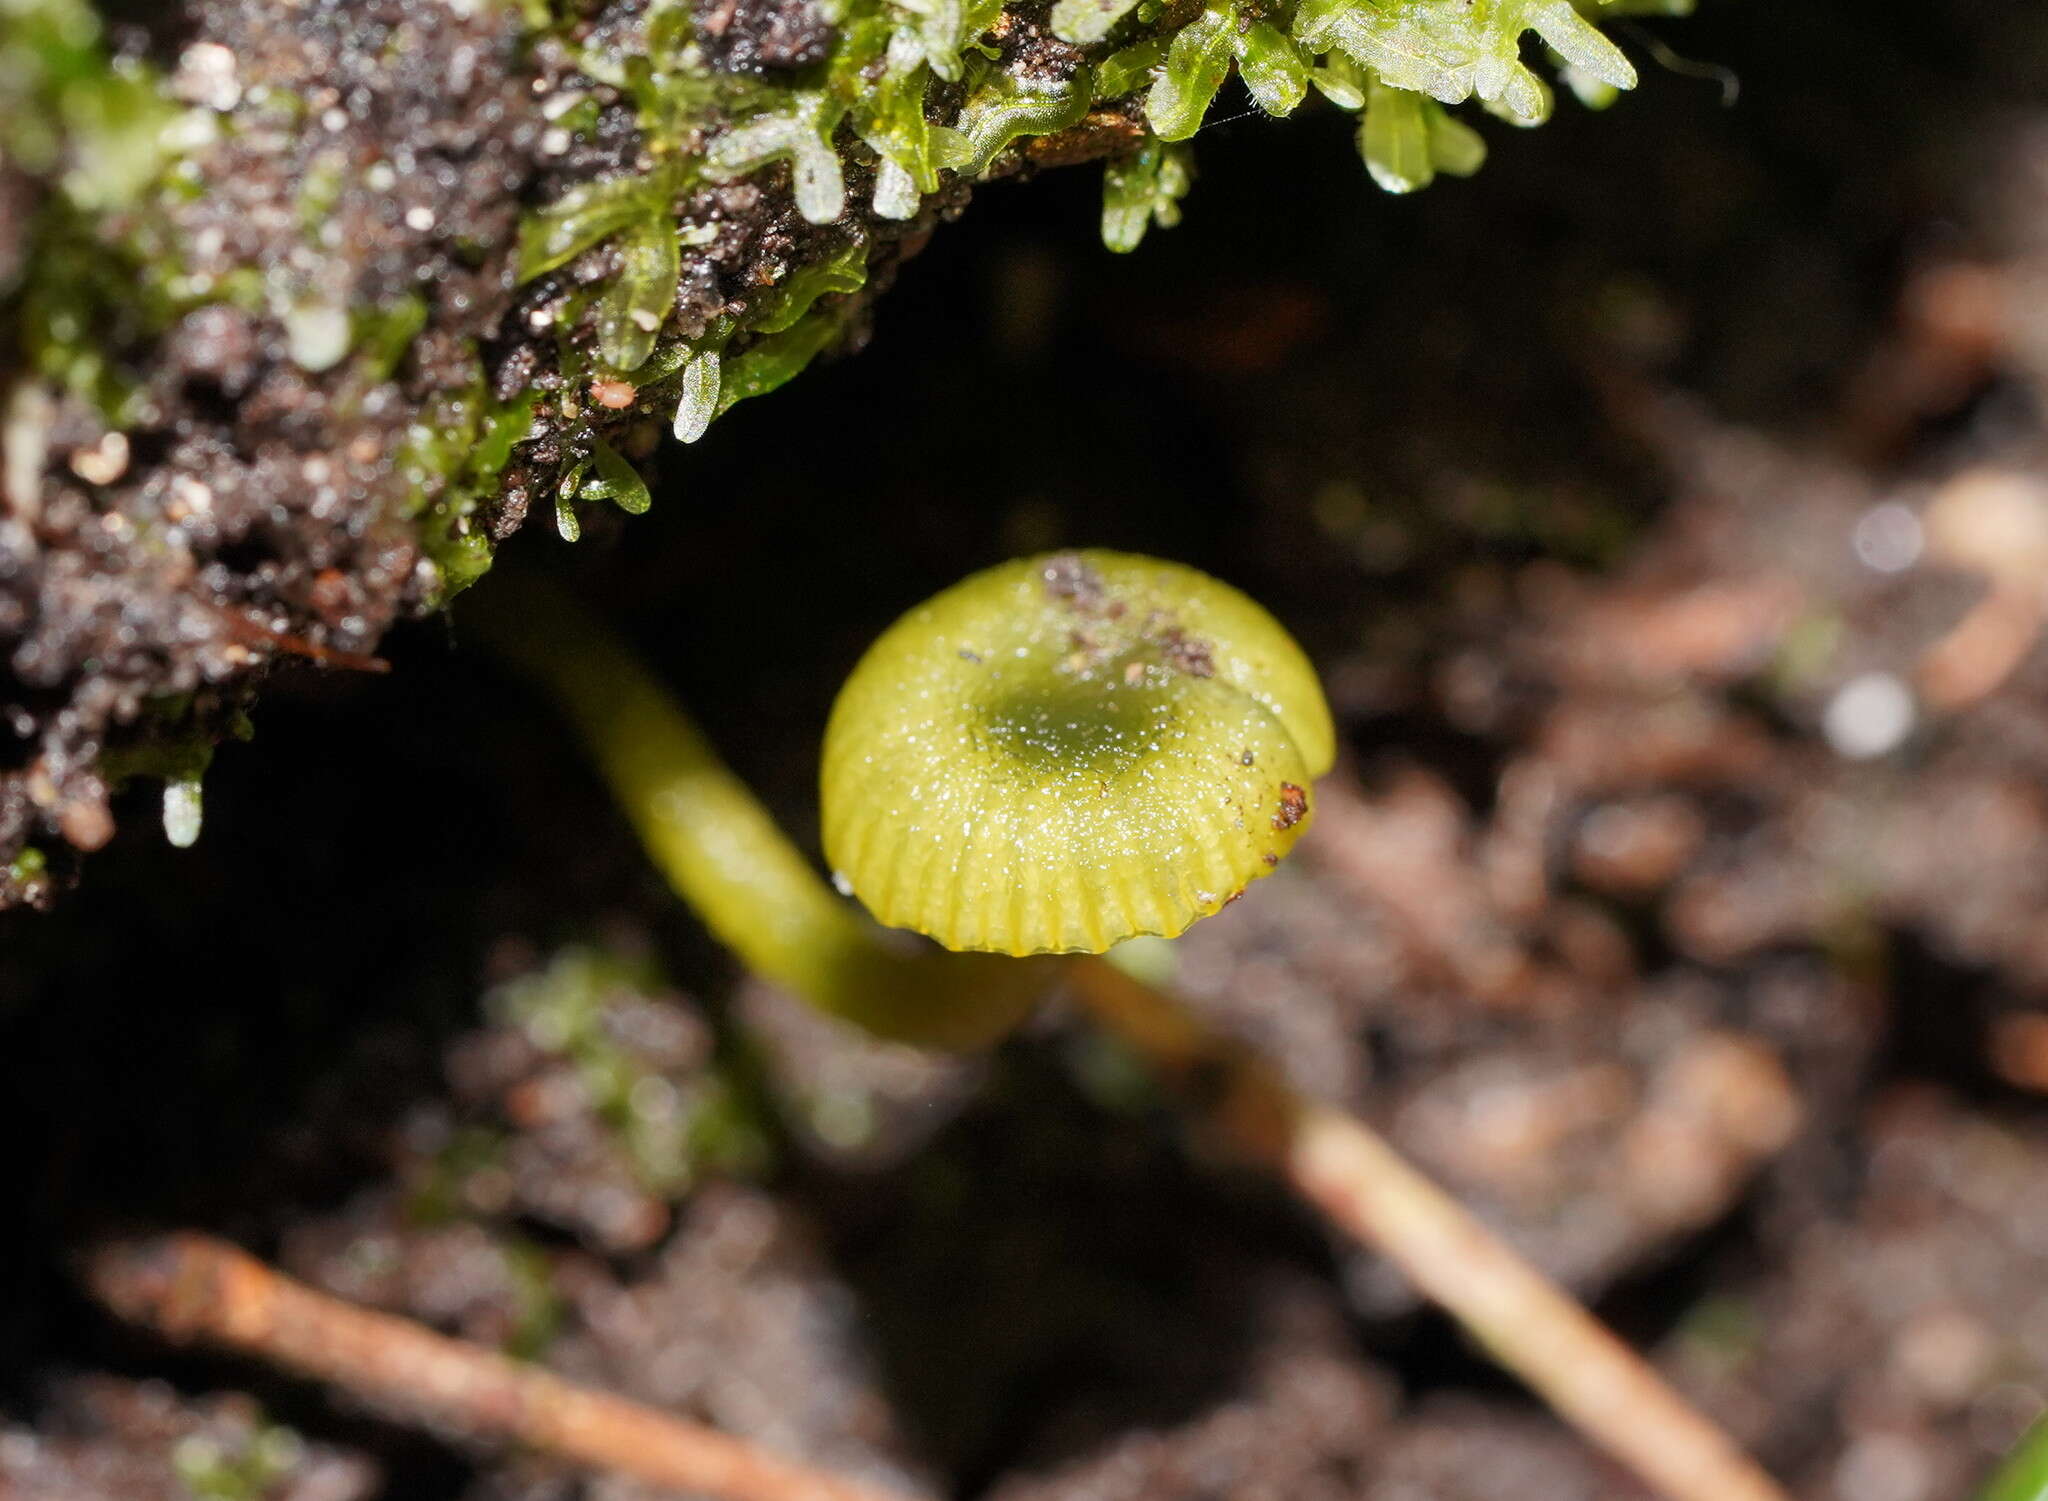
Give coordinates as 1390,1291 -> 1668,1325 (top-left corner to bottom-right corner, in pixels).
0,0 -> 1673,905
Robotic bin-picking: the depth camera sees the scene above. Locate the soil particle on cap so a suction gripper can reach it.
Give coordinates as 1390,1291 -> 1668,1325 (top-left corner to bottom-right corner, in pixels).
1159,625 -> 1214,678
1043,551 -> 1108,611
1044,556 -> 1224,681
1273,781 -> 1308,830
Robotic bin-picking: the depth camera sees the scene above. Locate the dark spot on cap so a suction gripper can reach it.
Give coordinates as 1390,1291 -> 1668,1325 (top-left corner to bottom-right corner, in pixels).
1272,782 -> 1308,831
1043,552 -> 1107,611
1261,853 -> 1279,867
1159,627 -> 1214,678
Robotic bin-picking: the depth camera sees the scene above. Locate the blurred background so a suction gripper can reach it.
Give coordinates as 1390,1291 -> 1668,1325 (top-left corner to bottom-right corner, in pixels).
8,1 -> 2048,1497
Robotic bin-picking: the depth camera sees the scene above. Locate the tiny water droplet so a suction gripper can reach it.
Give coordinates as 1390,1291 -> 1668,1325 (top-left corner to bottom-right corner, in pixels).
163,775 -> 204,848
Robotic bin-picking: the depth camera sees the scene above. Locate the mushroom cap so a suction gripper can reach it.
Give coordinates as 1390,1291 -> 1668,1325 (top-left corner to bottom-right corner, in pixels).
821,550 -> 1336,956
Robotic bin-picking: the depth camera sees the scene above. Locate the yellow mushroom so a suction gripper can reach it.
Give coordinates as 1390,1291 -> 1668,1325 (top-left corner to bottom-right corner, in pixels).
822,550 -> 1336,956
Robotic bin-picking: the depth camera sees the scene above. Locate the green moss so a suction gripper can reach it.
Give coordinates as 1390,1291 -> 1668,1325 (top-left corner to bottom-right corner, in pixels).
170,1421 -> 306,1501
498,1238 -> 568,1360
6,0 -> 1686,599
395,376 -> 537,598
950,59 -> 1095,173
506,0 -> 1667,475
0,0 -> 178,211
1100,137 -> 1191,253
486,946 -> 773,1194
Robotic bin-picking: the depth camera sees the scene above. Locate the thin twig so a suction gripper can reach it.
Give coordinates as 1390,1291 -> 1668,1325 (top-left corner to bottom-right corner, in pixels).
1067,956 -> 1791,1501
84,1233 -> 919,1501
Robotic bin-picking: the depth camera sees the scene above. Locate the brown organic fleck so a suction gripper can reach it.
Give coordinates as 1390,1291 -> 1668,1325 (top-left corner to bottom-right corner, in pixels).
1273,782 -> 1308,831
1044,552 -> 1107,611
1160,627 -> 1214,678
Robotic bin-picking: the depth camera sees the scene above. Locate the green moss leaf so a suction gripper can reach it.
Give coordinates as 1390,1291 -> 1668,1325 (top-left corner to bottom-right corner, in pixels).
1425,101 -> 1486,175
1237,22 -> 1308,117
518,173 -> 667,283
1096,36 -> 1168,100
474,397 -> 537,479
1528,0 -> 1635,88
1480,64 -> 1552,125
351,294 -> 428,384
894,0 -> 968,78
1297,2 -> 1464,102
1308,51 -> 1367,109
951,66 -> 1094,176
1144,2 -> 1233,142
596,218 -> 681,373
957,0 -> 1006,57
1051,0 -> 1142,46
672,349 -> 723,444
555,456 -> 590,541
706,94 -> 848,225
1295,0 -> 1626,124
1359,77 -> 1431,192
584,436 -> 653,515
852,33 -> 948,198
748,242 -> 868,334
871,157 -> 919,218
1101,137 -> 1192,253
57,62 -> 179,214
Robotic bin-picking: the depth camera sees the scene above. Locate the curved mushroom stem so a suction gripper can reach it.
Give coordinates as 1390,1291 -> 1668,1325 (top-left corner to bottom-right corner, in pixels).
1065,956 -> 1790,1501
470,572 -> 1789,1501
466,573 -> 1044,1050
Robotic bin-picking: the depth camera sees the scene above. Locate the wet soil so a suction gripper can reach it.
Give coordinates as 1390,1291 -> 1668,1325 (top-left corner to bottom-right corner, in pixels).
6,1 -> 2048,1498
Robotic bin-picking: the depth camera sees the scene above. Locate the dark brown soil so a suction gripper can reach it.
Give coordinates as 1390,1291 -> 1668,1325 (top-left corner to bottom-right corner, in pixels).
0,0 -> 545,900
5,1 -> 2048,1499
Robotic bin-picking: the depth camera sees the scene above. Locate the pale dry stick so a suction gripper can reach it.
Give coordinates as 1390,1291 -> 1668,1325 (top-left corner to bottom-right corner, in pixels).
85,1233 -> 918,1501
1066,956 -> 1791,1501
